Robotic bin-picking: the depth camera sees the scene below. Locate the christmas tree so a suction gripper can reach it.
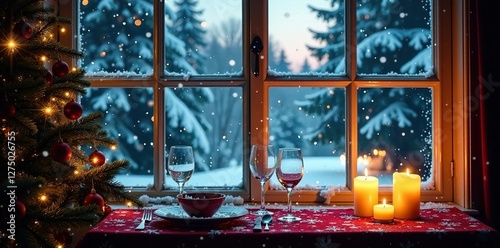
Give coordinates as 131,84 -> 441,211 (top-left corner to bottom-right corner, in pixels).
0,1 -> 139,247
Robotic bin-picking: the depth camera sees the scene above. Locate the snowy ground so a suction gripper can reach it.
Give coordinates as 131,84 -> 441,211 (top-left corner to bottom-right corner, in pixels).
116,156 -> 396,189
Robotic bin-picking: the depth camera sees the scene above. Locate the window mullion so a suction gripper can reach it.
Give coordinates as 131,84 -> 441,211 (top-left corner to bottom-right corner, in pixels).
345,0 -> 358,196
153,0 -> 165,192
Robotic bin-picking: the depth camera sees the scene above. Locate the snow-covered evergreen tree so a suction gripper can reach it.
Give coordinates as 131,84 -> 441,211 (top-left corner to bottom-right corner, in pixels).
300,0 -> 433,179
172,0 -> 208,73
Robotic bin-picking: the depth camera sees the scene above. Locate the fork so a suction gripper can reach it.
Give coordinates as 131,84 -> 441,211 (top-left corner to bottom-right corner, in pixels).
135,208 -> 153,230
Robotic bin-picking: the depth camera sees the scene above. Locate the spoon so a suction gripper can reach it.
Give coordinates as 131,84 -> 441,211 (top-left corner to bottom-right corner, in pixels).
262,214 -> 272,231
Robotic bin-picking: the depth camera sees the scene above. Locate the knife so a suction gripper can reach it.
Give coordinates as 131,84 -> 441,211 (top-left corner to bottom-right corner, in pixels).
253,216 -> 262,232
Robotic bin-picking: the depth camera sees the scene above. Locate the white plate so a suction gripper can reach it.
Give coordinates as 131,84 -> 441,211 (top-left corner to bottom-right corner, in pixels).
154,205 -> 248,227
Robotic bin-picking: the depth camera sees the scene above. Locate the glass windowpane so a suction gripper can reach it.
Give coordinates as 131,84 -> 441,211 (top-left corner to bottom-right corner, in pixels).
164,1 -> 243,76
357,87 -> 433,187
81,88 -> 155,188
164,87 -> 244,189
356,0 -> 433,76
268,0 -> 345,75
79,0 -> 154,75
269,87 -> 346,188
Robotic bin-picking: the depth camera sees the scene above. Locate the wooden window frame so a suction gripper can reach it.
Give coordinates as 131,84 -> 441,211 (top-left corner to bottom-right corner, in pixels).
62,0 -> 471,207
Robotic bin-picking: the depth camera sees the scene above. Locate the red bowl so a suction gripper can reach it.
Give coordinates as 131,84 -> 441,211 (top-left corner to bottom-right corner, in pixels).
177,193 -> 226,218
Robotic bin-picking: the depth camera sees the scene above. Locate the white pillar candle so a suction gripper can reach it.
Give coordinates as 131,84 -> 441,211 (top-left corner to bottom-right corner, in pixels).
354,168 -> 378,217
373,198 -> 394,223
393,169 -> 421,219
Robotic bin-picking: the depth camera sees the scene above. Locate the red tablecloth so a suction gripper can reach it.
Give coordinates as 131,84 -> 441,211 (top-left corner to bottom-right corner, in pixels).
79,206 -> 499,248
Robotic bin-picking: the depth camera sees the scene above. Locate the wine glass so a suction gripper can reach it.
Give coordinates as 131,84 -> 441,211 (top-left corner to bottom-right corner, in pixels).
167,145 -> 195,195
249,144 -> 276,216
276,148 -> 304,222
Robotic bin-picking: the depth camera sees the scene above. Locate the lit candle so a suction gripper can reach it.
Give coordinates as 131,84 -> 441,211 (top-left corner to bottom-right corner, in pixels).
354,168 -> 379,217
392,169 -> 421,219
373,199 -> 394,223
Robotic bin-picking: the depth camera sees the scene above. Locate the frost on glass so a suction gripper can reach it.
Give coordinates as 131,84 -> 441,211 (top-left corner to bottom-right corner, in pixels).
80,88 -> 155,188
356,0 -> 433,76
164,0 -> 243,76
164,87 -> 243,189
268,87 -> 347,189
79,0 -> 154,76
357,88 -> 433,188
268,0 -> 345,76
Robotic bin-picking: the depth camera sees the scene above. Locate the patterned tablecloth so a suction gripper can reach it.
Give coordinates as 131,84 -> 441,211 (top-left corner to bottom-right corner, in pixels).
78,206 -> 500,248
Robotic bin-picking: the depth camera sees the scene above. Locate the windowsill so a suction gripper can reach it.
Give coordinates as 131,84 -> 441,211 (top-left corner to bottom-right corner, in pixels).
108,201 -> 479,216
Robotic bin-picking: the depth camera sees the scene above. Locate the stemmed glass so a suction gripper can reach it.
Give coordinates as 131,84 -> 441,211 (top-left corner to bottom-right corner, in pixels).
249,144 -> 276,216
167,145 -> 195,195
276,148 -> 304,222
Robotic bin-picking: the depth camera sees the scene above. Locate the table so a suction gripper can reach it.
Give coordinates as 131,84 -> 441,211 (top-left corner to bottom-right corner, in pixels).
78,206 -> 499,248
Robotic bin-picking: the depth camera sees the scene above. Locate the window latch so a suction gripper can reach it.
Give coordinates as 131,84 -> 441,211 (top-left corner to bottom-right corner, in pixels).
250,36 -> 263,77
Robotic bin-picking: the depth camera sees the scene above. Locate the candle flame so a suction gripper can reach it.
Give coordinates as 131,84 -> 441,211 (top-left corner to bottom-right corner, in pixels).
364,167 -> 368,179
406,168 -> 410,174
383,198 -> 386,206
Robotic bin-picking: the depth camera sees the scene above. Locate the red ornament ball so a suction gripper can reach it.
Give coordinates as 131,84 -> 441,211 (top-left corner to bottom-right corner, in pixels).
64,100 -> 83,120
52,60 -> 69,77
89,150 -> 106,167
13,19 -> 33,40
83,189 -> 105,209
0,101 -> 16,121
16,200 -> 26,221
51,141 -> 72,163
45,69 -> 53,86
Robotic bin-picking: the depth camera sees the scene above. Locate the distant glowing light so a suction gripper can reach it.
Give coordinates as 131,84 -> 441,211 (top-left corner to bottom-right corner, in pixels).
200,21 -> 207,28
134,19 -> 142,26
228,59 -> 235,66
60,27 -> 66,33
40,195 -> 48,201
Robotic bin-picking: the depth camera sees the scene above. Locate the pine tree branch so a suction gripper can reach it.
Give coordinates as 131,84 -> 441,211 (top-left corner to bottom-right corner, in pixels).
80,160 -> 143,206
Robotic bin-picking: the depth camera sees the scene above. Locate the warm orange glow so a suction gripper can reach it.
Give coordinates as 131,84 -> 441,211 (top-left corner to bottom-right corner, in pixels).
44,107 -> 53,114
60,27 -> 66,33
383,198 -> 387,206
126,201 -> 133,207
40,195 -> 47,201
82,0 -> 89,6
134,19 -> 142,26
40,55 -> 47,62
406,168 -> 410,174
74,170 -> 79,175
7,40 -> 16,49
110,145 -> 117,150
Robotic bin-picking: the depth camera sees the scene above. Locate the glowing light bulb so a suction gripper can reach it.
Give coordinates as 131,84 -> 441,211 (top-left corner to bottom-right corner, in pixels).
7,40 -> 16,49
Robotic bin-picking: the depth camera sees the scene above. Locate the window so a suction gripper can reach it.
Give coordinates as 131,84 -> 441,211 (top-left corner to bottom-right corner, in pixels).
67,0 -> 468,206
